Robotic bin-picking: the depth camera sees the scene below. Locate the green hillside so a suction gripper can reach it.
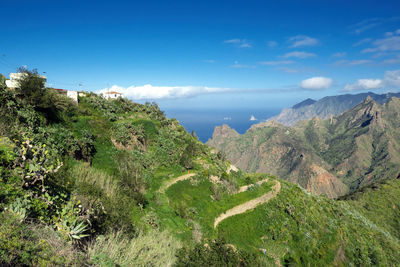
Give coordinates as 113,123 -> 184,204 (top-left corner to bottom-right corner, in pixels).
1,70 -> 400,266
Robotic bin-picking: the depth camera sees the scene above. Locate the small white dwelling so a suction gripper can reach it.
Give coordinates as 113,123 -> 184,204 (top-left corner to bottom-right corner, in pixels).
6,72 -> 47,89
67,90 -> 78,102
54,89 -> 78,103
103,91 -> 123,99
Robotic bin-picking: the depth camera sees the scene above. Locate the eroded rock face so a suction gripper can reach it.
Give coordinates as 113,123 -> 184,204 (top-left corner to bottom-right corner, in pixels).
211,124 -> 239,139
306,164 -> 348,198
207,97 -> 400,198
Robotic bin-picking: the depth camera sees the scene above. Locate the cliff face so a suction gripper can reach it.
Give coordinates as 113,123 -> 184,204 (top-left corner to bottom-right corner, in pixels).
207,97 -> 400,198
269,92 -> 400,126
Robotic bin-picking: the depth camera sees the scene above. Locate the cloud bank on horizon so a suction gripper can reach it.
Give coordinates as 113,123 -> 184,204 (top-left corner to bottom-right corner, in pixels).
98,69 -> 400,99
97,84 -> 230,100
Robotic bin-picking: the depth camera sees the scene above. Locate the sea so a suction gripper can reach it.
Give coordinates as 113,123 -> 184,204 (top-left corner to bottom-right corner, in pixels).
163,108 -> 281,143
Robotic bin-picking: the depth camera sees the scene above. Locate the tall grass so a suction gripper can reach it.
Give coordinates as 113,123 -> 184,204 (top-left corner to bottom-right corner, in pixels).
88,230 -> 181,267
70,162 -> 119,199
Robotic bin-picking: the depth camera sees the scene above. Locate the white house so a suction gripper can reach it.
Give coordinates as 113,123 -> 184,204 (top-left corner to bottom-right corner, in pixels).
103,91 -> 123,99
67,90 -> 78,102
6,73 -> 47,89
54,89 -> 78,103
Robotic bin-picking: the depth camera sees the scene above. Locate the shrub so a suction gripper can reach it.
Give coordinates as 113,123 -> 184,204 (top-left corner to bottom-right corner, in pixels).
0,212 -> 86,266
80,130 -> 96,164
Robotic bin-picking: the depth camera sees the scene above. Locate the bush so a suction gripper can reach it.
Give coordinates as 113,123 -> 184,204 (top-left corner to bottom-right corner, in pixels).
0,212 -> 86,266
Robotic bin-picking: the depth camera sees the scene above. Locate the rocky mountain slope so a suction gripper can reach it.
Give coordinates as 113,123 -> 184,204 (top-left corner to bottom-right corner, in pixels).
208,96 -> 400,198
270,91 -> 400,126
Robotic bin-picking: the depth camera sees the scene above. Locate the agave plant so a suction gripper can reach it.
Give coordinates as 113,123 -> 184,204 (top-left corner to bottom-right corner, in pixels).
55,218 -> 89,242
7,197 -> 30,222
69,219 -> 89,240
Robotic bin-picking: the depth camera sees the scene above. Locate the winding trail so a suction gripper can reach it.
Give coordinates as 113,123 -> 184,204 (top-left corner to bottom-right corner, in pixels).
237,178 -> 270,193
159,173 -> 196,193
214,179 -> 281,228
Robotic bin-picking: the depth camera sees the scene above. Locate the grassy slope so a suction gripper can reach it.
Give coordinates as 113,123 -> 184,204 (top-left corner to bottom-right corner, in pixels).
344,178 -> 400,240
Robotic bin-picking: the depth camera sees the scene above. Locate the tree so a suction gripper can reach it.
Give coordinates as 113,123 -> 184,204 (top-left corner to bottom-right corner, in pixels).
14,67 -> 76,122
180,141 -> 197,169
14,68 -> 46,107
191,130 -> 198,140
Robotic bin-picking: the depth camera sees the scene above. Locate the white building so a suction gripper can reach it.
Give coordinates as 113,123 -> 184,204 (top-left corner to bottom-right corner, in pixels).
103,91 -> 123,99
67,90 -> 78,102
5,73 -> 47,89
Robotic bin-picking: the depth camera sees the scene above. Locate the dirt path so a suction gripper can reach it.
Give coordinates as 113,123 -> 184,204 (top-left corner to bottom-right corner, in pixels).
226,164 -> 238,174
159,173 -> 196,193
214,180 -> 281,228
237,178 -> 270,193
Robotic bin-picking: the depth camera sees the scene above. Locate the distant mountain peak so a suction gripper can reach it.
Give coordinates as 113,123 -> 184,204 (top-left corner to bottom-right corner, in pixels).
365,95 -> 374,103
292,98 -> 316,109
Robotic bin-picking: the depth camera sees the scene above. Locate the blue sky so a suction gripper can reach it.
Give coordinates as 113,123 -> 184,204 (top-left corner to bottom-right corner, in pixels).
1,0 -> 400,109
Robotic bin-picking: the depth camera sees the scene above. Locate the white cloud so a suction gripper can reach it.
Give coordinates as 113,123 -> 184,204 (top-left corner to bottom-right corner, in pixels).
97,84 -> 229,100
277,67 -> 300,73
258,60 -> 295,66
383,58 -> 400,65
299,77 -> 333,90
342,69 -> 400,91
224,39 -> 252,48
353,38 -> 372,47
382,56 -> 400,65
343,79 -> 384,91
283,51 -> 316,59
349,18 -> 382,34
289,35 -> 318,47
348,60 -> 373,66
332,52 -> 347,58
230,61 -> 256,68
239,43 -> 252,48
267,41 -> 278,48
384,69 -> 400,87
224,39 -> 241,44
362,36 -> 400,53
333,59 -> 373,66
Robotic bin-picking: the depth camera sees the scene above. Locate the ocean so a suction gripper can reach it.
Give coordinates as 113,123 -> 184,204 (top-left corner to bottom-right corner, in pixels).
163,108 -> 281,142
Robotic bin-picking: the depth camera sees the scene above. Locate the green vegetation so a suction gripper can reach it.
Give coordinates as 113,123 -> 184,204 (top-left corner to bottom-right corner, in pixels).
1,69 -> 400,266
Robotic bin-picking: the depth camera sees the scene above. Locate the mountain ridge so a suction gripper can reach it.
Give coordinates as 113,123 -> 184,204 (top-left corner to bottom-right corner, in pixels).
208,96 -> 400,198
270,91 -> 400,126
